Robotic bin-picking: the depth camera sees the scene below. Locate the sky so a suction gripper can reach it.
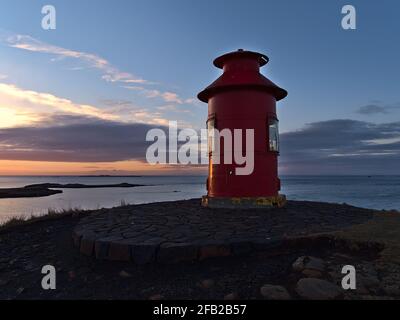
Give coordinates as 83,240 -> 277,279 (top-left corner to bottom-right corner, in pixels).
0,0 -> 399,175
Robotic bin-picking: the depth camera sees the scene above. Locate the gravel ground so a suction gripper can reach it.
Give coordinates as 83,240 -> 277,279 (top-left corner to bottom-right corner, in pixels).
0,200 -> 398,300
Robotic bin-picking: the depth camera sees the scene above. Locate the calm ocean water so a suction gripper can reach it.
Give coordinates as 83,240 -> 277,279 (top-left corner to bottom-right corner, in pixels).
0,175 -> 399,223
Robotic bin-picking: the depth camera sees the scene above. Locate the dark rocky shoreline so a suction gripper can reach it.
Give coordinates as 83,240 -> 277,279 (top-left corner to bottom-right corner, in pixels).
0,187 -> 62,199
0,182 -> 145,199
0,199 -> 399,300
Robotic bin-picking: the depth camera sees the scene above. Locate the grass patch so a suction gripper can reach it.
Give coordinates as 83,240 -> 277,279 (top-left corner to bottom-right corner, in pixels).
0,199 -> 134,232
0,207 -> 89,232
333,211 -> 400,263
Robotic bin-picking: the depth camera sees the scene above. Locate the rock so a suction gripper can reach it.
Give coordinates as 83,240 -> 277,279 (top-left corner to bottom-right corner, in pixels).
149,294 -> 164,300
199,279 -> 215,289
348,242 -> 360,252
16,287 -> 25,295
224,292 -> 239,300
292,256 -> 325,273
312,258 -> 328,271
260,284 -> 291,300
302,269 -> 323,278
119,270 -> 132,278
295,278 -> 342,300
292,256 -> 314,272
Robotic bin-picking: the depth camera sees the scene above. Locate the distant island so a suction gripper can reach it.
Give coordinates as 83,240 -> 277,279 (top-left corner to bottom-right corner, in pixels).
0,182 -> 145,199
77,175 -> 143,177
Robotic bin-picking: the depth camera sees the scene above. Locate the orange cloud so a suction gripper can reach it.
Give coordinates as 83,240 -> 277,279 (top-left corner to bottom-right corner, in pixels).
0,82 -> 170,128
0,160 -> 206,175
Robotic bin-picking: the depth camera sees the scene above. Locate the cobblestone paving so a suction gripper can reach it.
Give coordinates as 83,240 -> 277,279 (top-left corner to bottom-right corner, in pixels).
73,199 -> 374,264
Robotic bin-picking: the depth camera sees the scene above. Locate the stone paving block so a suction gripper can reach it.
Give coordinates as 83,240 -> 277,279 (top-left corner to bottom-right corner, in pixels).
158,242 -> 198,264
95,240 -> 110,260
72,230 -> 81,248
199,243 -> 231,260
231,241 -> 254,256
131,244 -> 157,265
108,242 -> 131,261
80,237 -> 94,256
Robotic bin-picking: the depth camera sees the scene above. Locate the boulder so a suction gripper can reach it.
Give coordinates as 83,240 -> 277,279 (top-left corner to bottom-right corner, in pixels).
199,279 -> 215,289
302,269 -> 323,278
260,284 -> 291,300
296,278 -> 342,300
292,256 -> 325,272
224,292 -> 240,300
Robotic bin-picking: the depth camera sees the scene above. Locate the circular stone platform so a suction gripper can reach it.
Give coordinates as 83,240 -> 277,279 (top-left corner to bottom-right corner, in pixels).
72,199 -> 374,264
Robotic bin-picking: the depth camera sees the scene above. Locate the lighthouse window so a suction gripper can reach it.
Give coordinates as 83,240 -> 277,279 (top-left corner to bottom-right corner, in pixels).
269,119 -> 279,152
207,118 -> 216,154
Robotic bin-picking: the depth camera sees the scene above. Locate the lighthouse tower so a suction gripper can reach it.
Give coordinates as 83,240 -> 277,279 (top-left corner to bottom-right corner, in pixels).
198,49 -> 288,208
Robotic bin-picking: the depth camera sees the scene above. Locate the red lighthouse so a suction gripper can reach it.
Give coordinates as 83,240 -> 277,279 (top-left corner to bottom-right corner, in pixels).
198,49 -> 287,208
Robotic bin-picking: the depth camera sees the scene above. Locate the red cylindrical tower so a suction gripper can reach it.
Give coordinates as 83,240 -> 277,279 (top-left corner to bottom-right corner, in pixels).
198,49 -> 287,208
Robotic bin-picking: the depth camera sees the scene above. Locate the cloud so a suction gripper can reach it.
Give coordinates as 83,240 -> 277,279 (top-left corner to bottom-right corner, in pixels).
0,115 -> 166,162
1,114 -> 398,174
356,104 -> 389,115
0,30 -> 148,85
162,92 -> 183,104
0,30 -> 195,111
101,99 -> 135,108
0,82 -> 119,126
0,74 -> 7,80
123,85 -> 196,106
280,119 -> 400,174
356,103 -> 400,115
131,110 -> 170,126
0,82 -> 172,127
0,114 -> 201,164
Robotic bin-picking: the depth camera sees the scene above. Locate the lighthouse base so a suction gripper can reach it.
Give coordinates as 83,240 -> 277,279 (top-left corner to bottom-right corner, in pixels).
201,195 -> 286,209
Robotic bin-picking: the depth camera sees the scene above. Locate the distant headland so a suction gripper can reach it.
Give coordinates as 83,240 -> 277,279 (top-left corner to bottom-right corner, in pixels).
0,182 -> 145,199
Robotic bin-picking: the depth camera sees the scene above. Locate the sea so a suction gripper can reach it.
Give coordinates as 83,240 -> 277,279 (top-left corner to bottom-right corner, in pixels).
0,175 -> 399,224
